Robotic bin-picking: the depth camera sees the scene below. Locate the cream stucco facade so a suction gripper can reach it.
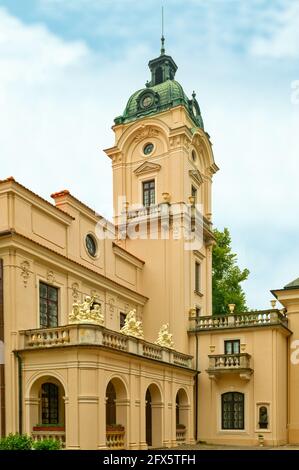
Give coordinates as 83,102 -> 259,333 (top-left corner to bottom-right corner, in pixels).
0,43 -> 299,449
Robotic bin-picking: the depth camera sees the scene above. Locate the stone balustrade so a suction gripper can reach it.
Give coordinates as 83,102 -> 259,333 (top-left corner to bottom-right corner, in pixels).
207,353 -> 253,380
32,430 -> 65,446
19,324 -> 193,369
208,353 -> 251,370
189,309 -> 288,332
176,426 -> 186,443
106,428 -> 125,450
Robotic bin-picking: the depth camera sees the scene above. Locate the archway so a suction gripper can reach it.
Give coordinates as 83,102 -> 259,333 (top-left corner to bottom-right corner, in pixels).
145,383 -> 163,448
28,375 -> 66,446
175,388 -> 189,443
105,377 -> 128,449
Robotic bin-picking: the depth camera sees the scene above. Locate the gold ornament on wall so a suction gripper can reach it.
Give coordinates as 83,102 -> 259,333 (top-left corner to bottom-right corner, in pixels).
155,323 -> 174,349
69,295 -> 104,326
120,309 -> 144,339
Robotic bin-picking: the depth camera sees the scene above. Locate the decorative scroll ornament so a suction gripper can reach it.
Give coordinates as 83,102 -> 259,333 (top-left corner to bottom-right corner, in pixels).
155,323 -> 174,349
134,126 -> 159,143
20,261 -> 30,287
69,295 -> 104,326
120,309 -> 144,339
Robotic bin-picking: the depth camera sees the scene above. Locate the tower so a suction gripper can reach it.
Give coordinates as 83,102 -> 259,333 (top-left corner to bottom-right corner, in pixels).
105,39 -> 218,353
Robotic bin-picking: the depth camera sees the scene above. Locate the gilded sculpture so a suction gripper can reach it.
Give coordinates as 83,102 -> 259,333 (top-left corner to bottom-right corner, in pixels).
69,295 -> 104,326
120,309 -> 144,339
155,323 -> 174,349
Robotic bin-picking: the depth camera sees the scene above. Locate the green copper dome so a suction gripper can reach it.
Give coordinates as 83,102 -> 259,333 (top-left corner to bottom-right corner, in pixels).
114,45 -> 204,129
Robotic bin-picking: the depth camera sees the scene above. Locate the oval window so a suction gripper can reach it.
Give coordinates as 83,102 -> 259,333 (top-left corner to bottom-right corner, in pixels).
143,143 -> 154,155
85,234 -> 97,257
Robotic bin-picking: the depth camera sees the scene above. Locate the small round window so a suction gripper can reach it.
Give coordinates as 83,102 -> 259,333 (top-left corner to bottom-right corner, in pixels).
143,143 -> 154,155
85,234 -> 97,257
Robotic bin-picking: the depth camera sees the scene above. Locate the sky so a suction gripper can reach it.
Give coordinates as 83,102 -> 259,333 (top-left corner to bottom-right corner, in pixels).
0,0 -> 299,310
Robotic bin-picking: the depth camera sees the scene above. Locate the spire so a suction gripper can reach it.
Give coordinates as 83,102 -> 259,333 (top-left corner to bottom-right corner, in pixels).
160,6 -> 165,55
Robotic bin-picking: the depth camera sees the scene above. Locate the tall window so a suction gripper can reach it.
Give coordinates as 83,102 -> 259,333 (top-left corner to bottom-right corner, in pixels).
120,312 -> 126,330
143,180 -> 155,207
39,282 -> 58,328
222,392 -> 244,430
191,185 -> 197,201
106,382 -> 116,425
224,340 -> 240,355
195,262 -> 201,293
41,383 -> 59,424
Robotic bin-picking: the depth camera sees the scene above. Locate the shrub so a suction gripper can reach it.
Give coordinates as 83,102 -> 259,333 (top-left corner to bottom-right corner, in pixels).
0,433 -> 33,450
33,439 -> 61,450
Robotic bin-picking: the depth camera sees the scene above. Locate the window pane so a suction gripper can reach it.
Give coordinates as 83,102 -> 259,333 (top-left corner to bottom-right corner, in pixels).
222,392 -> 244,430
49,287 -> 58,301
39,282 -> 59,328
40,283 -> 48,299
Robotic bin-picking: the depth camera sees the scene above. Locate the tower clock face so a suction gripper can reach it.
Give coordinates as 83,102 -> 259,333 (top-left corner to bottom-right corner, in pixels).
142,94 -> 154,108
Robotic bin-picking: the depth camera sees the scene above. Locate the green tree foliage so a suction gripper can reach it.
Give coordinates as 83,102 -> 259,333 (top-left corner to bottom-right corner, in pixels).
212,228 -> 249,315
33,439 -> 61,450
0,433 -> 33,450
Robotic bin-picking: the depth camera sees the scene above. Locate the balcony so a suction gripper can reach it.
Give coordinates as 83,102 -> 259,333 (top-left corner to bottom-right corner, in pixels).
189,309 -> 289,333
207,353 -> 253,381
18,324 -> 193,369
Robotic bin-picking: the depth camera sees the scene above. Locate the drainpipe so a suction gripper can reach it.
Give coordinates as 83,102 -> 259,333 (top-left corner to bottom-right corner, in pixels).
0,259 -> 5,437
14,352 -> 22,434
195,334 -> 199,442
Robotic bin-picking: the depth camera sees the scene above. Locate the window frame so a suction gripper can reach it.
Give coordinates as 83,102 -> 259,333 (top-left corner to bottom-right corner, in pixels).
224,339 -> 240,355
39,282 -> 59,329
142,179 -> 156,207
119,312 -> 126,330
195,261 -> 201,294
41,382 -> 59,425
221,392 -> 244,430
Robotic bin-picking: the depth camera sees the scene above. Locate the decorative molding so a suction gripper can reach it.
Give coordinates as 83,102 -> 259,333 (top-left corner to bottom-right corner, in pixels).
71,282 -> 79,301
47,270 -> 56,284
189,169 -> 203,185
134,161 -> 161,176
134,126 -> 159,143
20,261 -> 30,287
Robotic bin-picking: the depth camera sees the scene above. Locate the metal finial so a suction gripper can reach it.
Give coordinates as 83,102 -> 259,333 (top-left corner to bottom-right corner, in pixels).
161,6 -> 165,55
192,90 -> 196,100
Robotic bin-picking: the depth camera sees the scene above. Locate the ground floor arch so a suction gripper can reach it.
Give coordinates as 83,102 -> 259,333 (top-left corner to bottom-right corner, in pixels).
105,377 -> 129,448
145,383 -> 163,448
26,374 -> 66,446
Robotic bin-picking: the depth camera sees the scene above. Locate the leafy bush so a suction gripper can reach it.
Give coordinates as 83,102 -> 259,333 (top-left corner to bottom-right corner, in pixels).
0,433 -> 33,450
33,439 -> 61,450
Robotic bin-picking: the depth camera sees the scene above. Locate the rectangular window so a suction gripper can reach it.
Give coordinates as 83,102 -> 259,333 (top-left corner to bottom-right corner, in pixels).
143,180 -> 155,207
222,392 -> 244,430
39,282 -> 58,328
224,340 -> 240,355
120,312 -> 126,329
195,262 -> 201,293
191,185 -> 197,201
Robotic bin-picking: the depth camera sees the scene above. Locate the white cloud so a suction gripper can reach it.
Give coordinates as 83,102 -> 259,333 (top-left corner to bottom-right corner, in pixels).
0,7 -> 149,219
250,2 -> 299,58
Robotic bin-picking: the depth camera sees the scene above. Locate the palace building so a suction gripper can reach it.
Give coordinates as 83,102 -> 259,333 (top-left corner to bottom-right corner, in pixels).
1,39 -> 299,449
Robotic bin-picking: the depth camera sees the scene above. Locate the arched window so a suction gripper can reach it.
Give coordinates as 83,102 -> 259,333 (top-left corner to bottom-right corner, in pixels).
106,382 -> 116,425
155,67 -> 163,85
41,383 -> 59,424
221,392 -> 244,430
